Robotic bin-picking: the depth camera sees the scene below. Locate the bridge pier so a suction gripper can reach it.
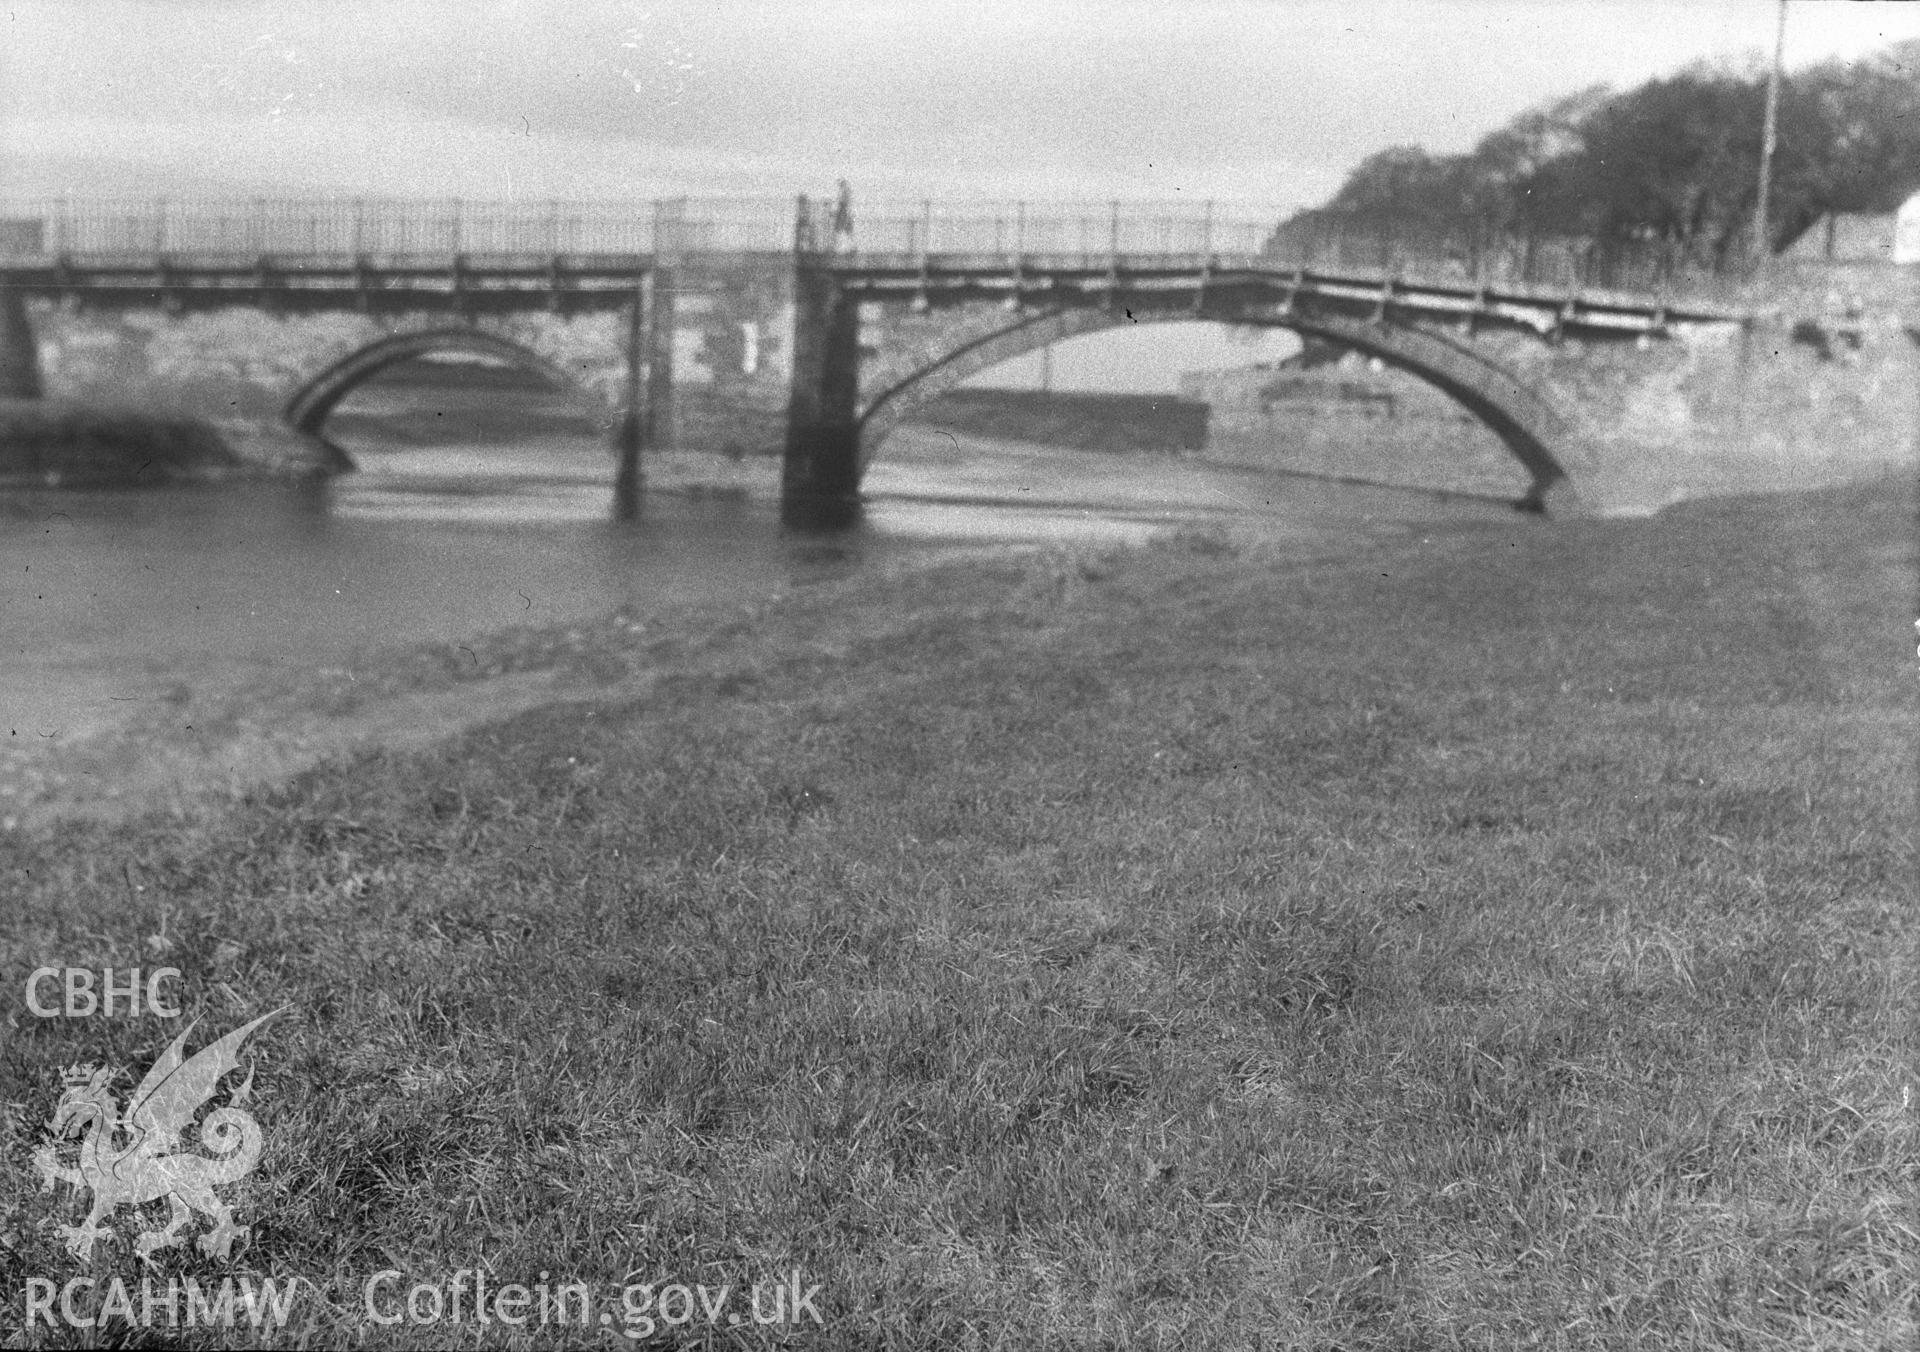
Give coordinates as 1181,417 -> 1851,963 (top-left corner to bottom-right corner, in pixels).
0,291 -> 42,399
781,262 -> 862,528
613,269 -> 674,519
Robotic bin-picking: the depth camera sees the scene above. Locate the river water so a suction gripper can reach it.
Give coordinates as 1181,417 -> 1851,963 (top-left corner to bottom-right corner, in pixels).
2,406 -> 1520,744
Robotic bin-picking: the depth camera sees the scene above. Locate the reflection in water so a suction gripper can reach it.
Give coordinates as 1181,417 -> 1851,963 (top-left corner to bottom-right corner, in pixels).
782,493 -> 866,534
2,419 -> 1518,742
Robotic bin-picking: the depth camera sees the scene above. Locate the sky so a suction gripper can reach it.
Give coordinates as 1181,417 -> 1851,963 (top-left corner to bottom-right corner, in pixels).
6,0 -> 1917,210
5,0 -> 1916,389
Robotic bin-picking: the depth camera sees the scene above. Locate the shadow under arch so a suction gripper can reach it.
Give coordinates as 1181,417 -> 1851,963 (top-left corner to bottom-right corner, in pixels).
283,328 -> 585,437
856,308 -> 1577,511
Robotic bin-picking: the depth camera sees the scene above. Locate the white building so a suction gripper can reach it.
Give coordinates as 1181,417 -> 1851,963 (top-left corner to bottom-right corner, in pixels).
1782,191 -> 1920,265
1895,190 -> 1920,265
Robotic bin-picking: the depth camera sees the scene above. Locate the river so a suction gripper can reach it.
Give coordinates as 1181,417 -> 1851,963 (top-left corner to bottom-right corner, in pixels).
2,396 -> 1521,746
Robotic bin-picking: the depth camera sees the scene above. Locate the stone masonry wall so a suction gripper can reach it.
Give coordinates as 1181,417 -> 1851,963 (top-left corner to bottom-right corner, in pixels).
1182,356 -> 1531,500
22,261 -> 804,457
1470,277 -> 1918,513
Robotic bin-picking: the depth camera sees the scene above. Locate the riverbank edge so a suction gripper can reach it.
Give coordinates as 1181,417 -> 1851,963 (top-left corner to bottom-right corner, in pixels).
0,530 -> 1160,831
0,471 -> 1907,835
0,400 -> 352,486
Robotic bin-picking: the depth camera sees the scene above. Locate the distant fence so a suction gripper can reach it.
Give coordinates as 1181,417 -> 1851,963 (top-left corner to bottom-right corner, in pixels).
0,195 -> 1760,301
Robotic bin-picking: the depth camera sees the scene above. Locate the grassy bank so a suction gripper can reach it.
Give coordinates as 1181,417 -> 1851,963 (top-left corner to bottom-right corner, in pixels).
1,479 -> 1914,1348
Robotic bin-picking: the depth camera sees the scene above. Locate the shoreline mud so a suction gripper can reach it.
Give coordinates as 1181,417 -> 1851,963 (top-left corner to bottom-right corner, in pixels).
0,399 -> 351,486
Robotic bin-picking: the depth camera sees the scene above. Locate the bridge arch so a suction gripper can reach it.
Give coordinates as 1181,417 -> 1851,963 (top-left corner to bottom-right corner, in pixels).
283,328 -> 584,436
856,308 -> 1578,509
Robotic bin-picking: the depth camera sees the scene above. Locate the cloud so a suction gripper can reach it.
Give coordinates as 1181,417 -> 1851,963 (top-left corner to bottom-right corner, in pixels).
6,0 -> 1918,205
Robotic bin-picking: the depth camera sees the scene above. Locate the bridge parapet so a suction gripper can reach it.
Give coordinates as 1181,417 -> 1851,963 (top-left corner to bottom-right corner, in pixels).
0,197 -> 810,259
1,195 -> 1794,319
1,197 -> 1283,261
830,200 -> 1765,309
0,196 -> 1753,307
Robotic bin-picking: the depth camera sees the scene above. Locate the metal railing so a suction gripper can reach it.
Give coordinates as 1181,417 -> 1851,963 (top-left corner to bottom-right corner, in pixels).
0,197 -> 808,257
0,195 -> 1761,303
1261,213 -> 1760,302
804,198 -> 1280,258
0,196 -> 1289,260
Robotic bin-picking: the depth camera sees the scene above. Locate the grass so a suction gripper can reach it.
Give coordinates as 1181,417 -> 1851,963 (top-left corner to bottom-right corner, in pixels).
1,476 -> 1915,1348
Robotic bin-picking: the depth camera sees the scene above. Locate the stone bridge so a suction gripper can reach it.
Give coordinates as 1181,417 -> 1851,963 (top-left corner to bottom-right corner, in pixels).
1,196 -> 1914,518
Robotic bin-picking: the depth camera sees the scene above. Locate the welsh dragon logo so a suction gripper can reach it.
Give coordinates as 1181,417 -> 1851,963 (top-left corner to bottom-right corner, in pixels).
33,1010 -> 282,1263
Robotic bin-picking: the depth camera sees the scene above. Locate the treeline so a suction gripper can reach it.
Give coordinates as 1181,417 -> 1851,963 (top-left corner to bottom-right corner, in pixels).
1274,39 -> 1920,272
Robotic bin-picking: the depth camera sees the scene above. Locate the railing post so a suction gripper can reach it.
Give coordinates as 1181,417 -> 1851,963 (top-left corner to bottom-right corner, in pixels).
153,198 -> 167,254
1016,201 -> 1027,256
1202,200 -> 1214,259
450,197 -> 463,254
